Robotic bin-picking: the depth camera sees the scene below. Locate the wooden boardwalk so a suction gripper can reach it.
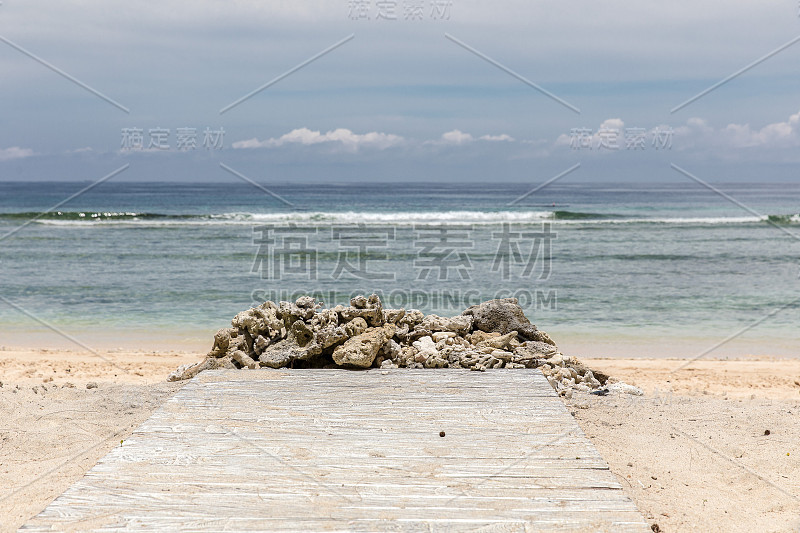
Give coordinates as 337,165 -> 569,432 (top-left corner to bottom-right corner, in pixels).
22,370 -> 650,532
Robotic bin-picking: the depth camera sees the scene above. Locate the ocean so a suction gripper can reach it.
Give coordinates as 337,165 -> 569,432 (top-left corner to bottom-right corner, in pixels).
1,180 -> 798,357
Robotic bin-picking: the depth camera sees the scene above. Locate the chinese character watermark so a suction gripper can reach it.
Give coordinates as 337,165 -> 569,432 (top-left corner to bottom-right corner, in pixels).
148,128 -> 170,150
252,225 -> 319,281
624,128 -> 647,150
120,127 -> 225,151
250,287 -> 557,313
430,0 -> 453,20
348,0 -> 452,21
252,223 -> 557,285
348,0 -> 371,19
176,127 -> 198,151
331,225 -> 396,281
597,127 -> 619,151
404,0 -> 425,20
120,128 -> 144,151
491,223 -> 555,281
569,128 -> 593,150
568,126 -> 673,151
414,225 -> 473,281
376,0 -> 397,20
651,126 -> 673,150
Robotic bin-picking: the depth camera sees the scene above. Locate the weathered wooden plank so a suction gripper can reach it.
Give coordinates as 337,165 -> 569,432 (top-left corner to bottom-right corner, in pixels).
21,370 -> 649,532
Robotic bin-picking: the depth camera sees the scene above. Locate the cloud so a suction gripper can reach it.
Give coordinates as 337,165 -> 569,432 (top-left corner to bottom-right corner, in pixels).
599,118 -> 625,131
232,128 -> 404,152
548,112 -> 800,162
434,130 -> 516,145
439,130 -> 475,145
675,117 -> 714,137
480,134 -> 515,142
0,147 -> 35,161
676,111 -> 800,150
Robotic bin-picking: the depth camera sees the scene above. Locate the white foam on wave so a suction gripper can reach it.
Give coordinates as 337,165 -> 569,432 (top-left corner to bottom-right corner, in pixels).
29,211 -> 776,227
34,211 -> 555,226
246,210 -> 557,224
597,215 -> 765,225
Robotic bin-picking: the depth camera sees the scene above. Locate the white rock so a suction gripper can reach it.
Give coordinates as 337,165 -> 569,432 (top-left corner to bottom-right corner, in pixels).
556,368 -> 572,381
412,336 -> 438,363
607,382 -> 644,396
490,350 -> 514,362
432,332 -> 456,342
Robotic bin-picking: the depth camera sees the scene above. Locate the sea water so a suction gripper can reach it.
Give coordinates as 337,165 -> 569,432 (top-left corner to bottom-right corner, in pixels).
0,181 -> 797,356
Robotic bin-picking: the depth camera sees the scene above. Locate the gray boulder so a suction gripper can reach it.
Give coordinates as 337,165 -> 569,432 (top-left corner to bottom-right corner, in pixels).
461,298 -> 555,345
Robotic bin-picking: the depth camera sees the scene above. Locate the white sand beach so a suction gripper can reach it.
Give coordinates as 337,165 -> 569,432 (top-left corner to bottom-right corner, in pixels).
1,347 -> 798,532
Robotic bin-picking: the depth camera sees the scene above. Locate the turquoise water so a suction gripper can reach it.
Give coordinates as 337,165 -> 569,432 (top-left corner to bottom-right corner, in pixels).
0,181 -> 798,352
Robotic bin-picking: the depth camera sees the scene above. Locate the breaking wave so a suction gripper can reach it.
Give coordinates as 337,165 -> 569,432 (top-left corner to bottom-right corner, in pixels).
0,210 -> 794,227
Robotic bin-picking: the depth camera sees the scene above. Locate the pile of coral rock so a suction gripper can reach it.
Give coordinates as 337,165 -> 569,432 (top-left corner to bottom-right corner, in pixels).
168,295 -> 615,396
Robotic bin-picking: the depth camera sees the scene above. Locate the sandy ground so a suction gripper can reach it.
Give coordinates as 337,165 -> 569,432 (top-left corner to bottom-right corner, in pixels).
0,346 -> 200,386
0,348 -> 197,532
1,348 -> 799,532
576,358 -> 800,533
0,381 -> 184,533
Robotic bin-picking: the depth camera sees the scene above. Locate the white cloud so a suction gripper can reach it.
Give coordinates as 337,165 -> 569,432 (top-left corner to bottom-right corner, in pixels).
231,138 -> 269,149
434,131 -> 516,145
599,118 -> 625,131
674,117 -> 714,138
549,112 -> 800,161
233,128 -> 404,152
676,111 -> 800,150
480,134 -> 515,142
439,130 -> 475,145
0,147 -> 35,161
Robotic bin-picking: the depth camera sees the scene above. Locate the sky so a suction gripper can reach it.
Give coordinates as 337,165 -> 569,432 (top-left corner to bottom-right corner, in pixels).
1,0 -> 800,182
